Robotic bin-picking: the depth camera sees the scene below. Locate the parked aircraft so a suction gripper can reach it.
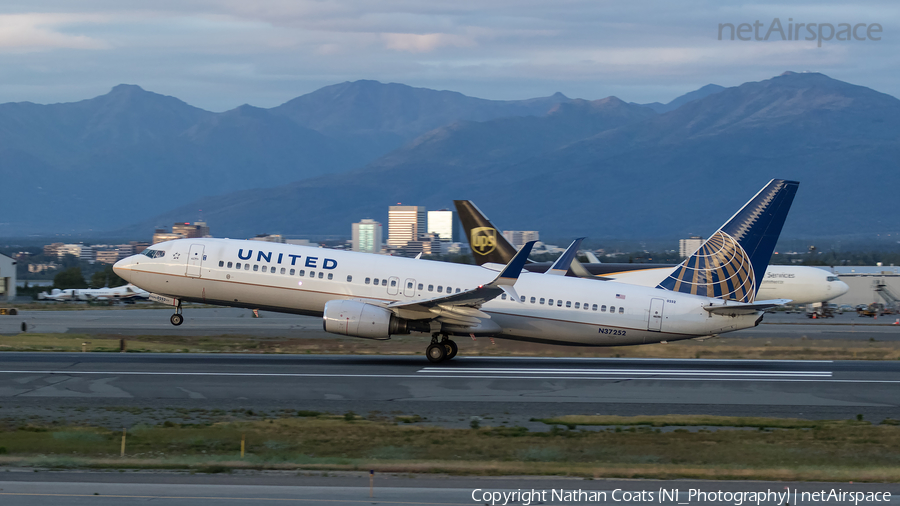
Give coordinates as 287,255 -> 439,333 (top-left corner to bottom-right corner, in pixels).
454,200 -> 848,305
38,284 -> 150,302
114,180 -> 798,362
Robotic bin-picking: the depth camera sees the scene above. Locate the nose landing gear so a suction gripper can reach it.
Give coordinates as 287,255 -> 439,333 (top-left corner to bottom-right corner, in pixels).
426,333 -> 458,363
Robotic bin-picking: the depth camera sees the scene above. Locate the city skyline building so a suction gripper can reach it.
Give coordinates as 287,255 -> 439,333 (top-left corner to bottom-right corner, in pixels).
388,205 -> 425,248
427,209 -> 458,242
352,219 -> 383,253
502,230 -> 540,249
680,236 -> 704,258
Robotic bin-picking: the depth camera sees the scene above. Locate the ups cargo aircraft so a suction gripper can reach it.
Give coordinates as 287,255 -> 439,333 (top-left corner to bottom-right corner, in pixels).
114,180 -> 797,363
455,200 -> 848,305
37,284 -> 150,303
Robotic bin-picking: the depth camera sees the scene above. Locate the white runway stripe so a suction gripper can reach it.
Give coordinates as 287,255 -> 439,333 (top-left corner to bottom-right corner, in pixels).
418,367 -> 832,377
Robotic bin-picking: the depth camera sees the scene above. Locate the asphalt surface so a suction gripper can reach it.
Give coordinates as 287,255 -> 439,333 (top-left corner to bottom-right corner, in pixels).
2,306 -> 899,339
0,352 -> 898,425
0,470 -> 897,505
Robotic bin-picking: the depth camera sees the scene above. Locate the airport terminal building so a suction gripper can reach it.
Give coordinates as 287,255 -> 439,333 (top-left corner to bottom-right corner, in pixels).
0,253 -> 16,302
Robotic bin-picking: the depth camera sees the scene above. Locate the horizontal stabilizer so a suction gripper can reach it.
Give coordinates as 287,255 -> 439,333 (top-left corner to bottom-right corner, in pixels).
704,299 -> 791,315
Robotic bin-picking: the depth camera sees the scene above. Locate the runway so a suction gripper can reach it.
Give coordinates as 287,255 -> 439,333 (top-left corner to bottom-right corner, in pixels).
3,307 -> 899,340
0,352 -> 898,426
0,470 -> 897,506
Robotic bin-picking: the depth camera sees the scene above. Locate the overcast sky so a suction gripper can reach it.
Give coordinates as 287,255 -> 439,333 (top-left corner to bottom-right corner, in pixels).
0,1 -> 896,111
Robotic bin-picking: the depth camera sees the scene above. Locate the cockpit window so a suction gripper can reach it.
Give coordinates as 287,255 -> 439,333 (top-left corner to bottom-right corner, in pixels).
142,249 -> 165,258
827,276 -> 839,282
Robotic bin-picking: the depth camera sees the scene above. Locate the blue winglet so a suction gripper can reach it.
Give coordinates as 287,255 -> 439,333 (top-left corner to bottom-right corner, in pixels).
491,240 -> 537,285
547,238 -> 585,275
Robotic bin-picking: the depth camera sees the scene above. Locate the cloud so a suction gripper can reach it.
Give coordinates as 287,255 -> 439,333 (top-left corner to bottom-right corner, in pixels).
0,14 -> 110,52
381,32 -> 475,53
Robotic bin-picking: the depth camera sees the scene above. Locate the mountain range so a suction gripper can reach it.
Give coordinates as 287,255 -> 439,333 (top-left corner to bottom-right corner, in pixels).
2,72 -> 898,241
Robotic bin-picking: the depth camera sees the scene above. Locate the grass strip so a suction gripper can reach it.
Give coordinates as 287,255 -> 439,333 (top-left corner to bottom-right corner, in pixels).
2,416 -> 900,481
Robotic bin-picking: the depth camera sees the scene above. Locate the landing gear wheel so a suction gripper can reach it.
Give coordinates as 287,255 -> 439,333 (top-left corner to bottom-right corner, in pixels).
443,339 -> 458,360
426,342 -> 447,363
170,313 -> 184,326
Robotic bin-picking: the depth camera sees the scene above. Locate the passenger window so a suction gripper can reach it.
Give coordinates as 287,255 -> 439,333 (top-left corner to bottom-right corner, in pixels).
280,268 -> 285,274
328,273 -> 333,280
428,285 -> 434,291
218,261 -> 224,267
347,275 -> 353,282
290,269 -> 295,275
318,272 -> 324,279
456,288 -> 461,293
540,298 -> 545,305
501,293 -> 507,300
298,270 -> 305,276
592,304 -> 598,311
601,305 -> 606,312
574,302 -> 580,309
390,279 -> 396,287
584,303 -> 589,310
365,277 -> 370,285
244,264 -> 250,270
619,307 -> 624,314
557,300 -> 563,307
566,301 -> 571,308
530,297 -> 536,304
520,295 -> 526,302
407,282 -> 413,289
418,283 -> 423,290
374,278 -> 379,285
253,265 -> 259,272
548,299 -> 554,306
446,286 -> 452,293
309,271 -> 315,277
610,306 -> 616,313
261,266 -> 267,272
437,286 -> 443,293
227,262 -> 233,268
236,263 -> 241,269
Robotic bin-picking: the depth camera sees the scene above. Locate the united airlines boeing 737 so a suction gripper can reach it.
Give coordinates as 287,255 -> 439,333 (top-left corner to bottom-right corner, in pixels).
114,180 -> 798,362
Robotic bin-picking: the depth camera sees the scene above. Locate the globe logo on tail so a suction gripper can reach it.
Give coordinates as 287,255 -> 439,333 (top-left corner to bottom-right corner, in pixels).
659,231 -> 756,303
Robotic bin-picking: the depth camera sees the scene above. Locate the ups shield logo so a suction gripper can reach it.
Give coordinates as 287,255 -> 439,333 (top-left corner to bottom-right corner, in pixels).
471,227 -> 497,256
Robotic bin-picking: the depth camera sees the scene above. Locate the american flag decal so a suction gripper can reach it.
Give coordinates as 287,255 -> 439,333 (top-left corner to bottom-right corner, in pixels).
616,294 -> 625,299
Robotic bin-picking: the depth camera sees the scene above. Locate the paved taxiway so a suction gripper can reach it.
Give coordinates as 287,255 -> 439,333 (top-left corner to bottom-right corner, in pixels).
1,471 -> 898,506
3,307 -> 899,340
1,352 -> 898,424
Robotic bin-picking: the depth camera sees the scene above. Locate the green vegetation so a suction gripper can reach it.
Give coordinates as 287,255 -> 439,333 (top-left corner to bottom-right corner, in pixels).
1,415 -> 900,481
53,267 -> 88,289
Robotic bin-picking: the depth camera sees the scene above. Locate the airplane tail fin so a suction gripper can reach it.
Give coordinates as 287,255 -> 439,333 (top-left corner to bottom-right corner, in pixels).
453,200 -> 518,265
656,179 -> 799,303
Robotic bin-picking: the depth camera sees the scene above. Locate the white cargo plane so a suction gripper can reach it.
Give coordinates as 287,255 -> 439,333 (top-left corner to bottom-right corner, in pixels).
455,202 -> 849,304
114,180 -> 798,362
38,284 -> 150,302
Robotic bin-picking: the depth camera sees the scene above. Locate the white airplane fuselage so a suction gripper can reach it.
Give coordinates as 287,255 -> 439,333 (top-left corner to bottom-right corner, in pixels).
598,265 -> 847,305
115,238 -> 766,347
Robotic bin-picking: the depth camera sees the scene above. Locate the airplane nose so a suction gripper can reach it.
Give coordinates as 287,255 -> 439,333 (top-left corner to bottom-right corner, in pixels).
835,280 -> 850,297
113,256 -> 134,283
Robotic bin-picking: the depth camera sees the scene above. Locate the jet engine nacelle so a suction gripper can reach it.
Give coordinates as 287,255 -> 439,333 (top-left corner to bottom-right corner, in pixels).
322,300 -> 410,340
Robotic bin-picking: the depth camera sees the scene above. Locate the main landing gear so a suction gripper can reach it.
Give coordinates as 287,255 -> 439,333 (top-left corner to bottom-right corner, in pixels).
170,301 -> 184,326
426,333 -> 458,363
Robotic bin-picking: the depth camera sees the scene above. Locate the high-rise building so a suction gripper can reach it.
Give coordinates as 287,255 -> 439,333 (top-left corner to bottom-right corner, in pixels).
250,234 -> 285,243
679,236 -> 704,258
388,205 -> 425,248
427,209 -> 458,242
352,219 -> 383,253
173,222 -> 203,239
502,231 -> 540,249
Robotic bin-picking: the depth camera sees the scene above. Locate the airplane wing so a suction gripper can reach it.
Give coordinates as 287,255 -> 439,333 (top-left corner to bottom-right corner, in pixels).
704,299 -> 791,316
384,241 -> 536,324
